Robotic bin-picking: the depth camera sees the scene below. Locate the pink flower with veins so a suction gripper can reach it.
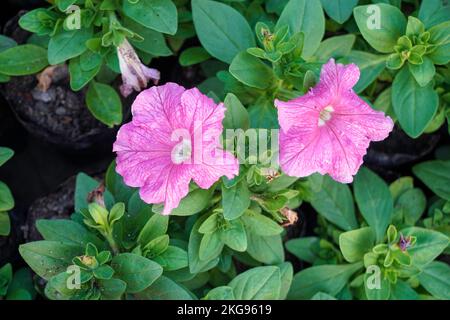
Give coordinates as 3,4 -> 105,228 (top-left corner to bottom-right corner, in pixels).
117,38 -> 160,97
276,59 -> 394,183
113,83 -> 239,215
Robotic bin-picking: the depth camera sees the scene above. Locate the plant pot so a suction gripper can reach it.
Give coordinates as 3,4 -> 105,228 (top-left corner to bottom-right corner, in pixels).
0,12 -> 133,155
364,125 -> 441,170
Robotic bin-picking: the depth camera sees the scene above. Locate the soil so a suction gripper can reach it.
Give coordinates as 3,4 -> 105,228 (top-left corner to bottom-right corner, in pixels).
23,175 -> 76,243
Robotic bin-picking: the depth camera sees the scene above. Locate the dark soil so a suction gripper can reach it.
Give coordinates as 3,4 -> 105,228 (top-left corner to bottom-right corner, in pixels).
1,72 -> 117,151
23,176 -> 76,243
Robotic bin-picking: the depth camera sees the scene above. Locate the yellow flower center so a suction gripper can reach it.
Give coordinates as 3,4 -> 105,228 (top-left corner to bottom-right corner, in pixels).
318,105 -> 334,127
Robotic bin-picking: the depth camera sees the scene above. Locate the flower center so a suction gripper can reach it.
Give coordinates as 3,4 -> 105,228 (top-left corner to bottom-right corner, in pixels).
171,138 -> 192,164
318,105 -> 334,127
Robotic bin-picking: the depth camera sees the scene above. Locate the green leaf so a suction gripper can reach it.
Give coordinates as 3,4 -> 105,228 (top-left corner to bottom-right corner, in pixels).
69,54 -> 101,91
111,253 -> 163,293
222,180 -> 250,220
74,173 -> 100,212
354,167 -> 393,242
392,67 -> 438,138
401,227 -> 449,268
124,18 -> 172,56
390,280 -> 419,300
137,213 -> 169,247
246,232 -> 284,264
413,161 -> 450,201
204,286 -> 235,300
428,21 -> 450,65
158,187 -> 214,216
389,176 -> 414,201
122,0 -> 178,35
135,276 -> 193,300
311,292 -> 337,300
0,147 -> 13,167
408,58 -> 436,87
418,261 -> 450,300
220,219 -> 247,252
395,188 -> 426,225
0,181 -> 14,212
0,211 -> 10,236
188,215 -> 220,273
288,263 -> 362,299
320,0 -> 359,24
315,34 -> 355,61
18,8 -> 57,36
310,175 -> 358,231
105,161 -> 135,204
36,219 -> 104,249
276,0 -> 325,58
229,51 -> 275,89
339,227 -> 375,263
192,0 -> 255,63
97,278 -> 127,300
278,262 -> 294,300
19,241 -> 83,280
241,210 -> 283,236
223,93 -> 250,130
0,45 -> 48,76
179,47 -> 210,66
229,266 -> 281,300
0,35 -> 17,53
248,98 -> 279,129
153,246 -> 188,271
353,4 -> 407,53
199,231 -> 223,261
285,237 -> 320,264
86,82 -> 122,127
364,272 -> 391,300
48,28 -> 93,65
345,51 -> 387,93
419,0 -> 450,28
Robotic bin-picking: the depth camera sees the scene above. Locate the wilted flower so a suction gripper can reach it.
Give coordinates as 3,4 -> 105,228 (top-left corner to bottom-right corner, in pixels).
113,83 -> 239,215
276,59 -> 394,183
117,38 -> 160,97
398,233 -> 413,251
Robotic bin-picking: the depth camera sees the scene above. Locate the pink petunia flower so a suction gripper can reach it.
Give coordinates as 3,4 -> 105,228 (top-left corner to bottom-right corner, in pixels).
117,38 -> 160,97
113,83 -> 239,215
276,59 -> 394,183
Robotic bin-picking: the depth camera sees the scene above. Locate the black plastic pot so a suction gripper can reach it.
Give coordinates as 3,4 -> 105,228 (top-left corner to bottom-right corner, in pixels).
364,125 -> 441,169
0,12 -> 133,155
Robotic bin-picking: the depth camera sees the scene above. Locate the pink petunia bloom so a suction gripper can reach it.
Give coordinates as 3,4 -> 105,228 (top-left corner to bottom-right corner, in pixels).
276,59 -> 394,183
113,83 -> 239,215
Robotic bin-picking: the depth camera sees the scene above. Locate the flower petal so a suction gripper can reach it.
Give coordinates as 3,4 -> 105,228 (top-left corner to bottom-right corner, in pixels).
113,122 -> 173,188
332,92 -> 394,142
318,58 -> 360,95
131,82 -> 186,133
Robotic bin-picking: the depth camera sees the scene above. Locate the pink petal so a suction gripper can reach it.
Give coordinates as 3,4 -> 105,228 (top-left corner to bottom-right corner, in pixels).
191,150 -> 239,189
317,58 -> 360,96
139,164 -> 192,215
113,122 -> 173,188
279,124 -> 333,178
131,83 -> 186,132
332,92 -> 394,142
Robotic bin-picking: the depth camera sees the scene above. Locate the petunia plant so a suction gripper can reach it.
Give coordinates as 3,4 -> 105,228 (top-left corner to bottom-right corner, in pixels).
19,167 -> 294,300
286,167 -> 450,300
353,1 -> 450,138
0,0 -> 190,126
